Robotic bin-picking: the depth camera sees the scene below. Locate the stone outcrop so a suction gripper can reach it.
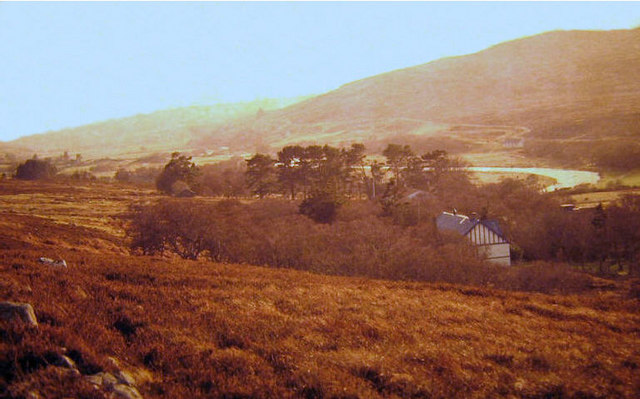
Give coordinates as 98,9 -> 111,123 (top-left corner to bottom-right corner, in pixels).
38,257 -> 67,268
86,366 -> 143,399
0,301 -> 38,326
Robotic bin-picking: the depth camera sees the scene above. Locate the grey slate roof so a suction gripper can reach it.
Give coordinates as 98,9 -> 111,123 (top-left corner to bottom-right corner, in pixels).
436,212 -> 506,240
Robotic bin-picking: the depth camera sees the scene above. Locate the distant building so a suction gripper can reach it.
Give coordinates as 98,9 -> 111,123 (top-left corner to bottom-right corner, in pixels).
175,188 -> 196,198
436,211 -> 511,266
503,138 -> 525,148
405,190 -> 431,201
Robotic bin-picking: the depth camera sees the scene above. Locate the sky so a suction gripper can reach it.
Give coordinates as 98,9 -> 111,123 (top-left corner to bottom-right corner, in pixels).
0,2 -> 638,142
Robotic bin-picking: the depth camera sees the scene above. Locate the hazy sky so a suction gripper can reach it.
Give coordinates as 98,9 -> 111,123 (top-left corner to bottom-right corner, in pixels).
1,2 -> 638,142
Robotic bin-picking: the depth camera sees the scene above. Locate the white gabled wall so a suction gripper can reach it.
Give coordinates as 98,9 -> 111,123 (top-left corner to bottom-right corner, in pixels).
466,224 -> 511,266
467,224 -> 507,245
478,243 -> 511,266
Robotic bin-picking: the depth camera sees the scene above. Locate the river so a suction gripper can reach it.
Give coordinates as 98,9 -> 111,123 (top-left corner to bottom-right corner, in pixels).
467,167 -> 600,192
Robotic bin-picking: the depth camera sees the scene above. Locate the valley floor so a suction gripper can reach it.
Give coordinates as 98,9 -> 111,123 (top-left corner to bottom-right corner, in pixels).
1,180 -> 639,398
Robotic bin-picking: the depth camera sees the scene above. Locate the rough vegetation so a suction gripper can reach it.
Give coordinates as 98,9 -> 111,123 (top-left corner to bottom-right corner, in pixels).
2,26 -> 640,397
130,143 -> 640,277
1,177 -> 640,398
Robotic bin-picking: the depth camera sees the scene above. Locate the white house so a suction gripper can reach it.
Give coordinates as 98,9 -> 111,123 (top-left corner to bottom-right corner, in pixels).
503,138 -> 525,148
436,211 -> 511,266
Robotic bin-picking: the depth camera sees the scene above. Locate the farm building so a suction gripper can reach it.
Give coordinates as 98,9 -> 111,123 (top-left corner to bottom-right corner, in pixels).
436,211 -> 511,266
503,138 -> 525,148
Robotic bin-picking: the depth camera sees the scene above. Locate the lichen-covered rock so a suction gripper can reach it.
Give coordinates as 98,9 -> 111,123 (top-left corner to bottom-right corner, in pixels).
37,257 -> 67,268
86,360 -> 143,399
86,374 -> 103,386
111,384 -> 143,399
87,371 -> 118,388
72,285 -> 88,300
0,301 -> 38,326
58,355 -> 77,370
106,356 -> 121,369
116,370 -> 136,386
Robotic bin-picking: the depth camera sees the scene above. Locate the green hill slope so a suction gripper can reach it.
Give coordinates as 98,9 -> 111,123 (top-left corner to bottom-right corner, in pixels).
197,28 -> 640,164
8,97 -> 309,159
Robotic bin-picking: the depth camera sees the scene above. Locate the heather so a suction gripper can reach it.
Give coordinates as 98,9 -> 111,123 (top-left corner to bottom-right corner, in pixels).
1,179 -> 639,398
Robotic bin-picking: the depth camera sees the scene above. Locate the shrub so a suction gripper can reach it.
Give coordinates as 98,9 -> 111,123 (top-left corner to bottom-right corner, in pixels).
127,199 -> 222,259
114,168 -> 131,183
125,198 -> 493,286
15,159 -> 57,180
299,191 -> 342,224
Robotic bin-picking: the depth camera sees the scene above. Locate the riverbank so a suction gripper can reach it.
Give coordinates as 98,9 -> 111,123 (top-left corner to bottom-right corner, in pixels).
468,166 -> 600,191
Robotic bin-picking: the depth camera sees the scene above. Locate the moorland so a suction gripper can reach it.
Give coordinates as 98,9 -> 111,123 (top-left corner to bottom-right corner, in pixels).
1,179 -> 639,398
2,26 -> 640,398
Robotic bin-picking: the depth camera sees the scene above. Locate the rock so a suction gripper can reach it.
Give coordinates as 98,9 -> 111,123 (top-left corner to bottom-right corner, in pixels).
58,355 -> 77,370
86,374 -> 103,386
116,370 -> 136,386
72,285 -> 88,300
87,372 -> 118,388
111,384 -> 143,399
106,356 -> 120,369
38,257 -> 67,268
102,372 -> 119,389
68,368 -> 81,377
87,368 -> 143,398
0,302 -> 38,326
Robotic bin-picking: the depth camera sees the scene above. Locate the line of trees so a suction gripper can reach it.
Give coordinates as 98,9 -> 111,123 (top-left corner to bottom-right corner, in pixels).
139,143 -> 640,275
244,143 -> 468,200
245,144 -> 367,200
243,143 -> 470,222
150,144 -> 469,206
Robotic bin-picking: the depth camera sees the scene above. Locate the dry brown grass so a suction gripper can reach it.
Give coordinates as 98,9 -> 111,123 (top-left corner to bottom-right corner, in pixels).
1,179 -> 639,398
570,189 -> 640,208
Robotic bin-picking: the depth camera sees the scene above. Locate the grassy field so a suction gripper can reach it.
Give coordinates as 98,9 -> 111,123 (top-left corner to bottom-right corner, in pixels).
1,179 -> 639,398
570,189 -> 640,208
471,171 -> 556,187
599,170 -> 640,189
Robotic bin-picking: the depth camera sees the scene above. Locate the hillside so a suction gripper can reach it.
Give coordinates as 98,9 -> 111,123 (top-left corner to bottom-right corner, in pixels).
6,28 -> 640,168
278,29 -> 640,126
1,179 -> 639,397
7,97 -> 310,159
195,28 -> 640,165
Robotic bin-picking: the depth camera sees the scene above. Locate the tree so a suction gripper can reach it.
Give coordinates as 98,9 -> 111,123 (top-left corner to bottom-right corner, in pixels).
277,145 -> 305,199
245,154 -> 277,198
15,159 -> 57,180
343,143 -> 367,198
196,157 -> 248,197
382,144 -> 414,184
368,160 -> 386,199
314,145 -> 346,194
379,178 -> 406,217
156,152 -> 200,195
605,195 -> 640,275
590,203 -> 609,272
